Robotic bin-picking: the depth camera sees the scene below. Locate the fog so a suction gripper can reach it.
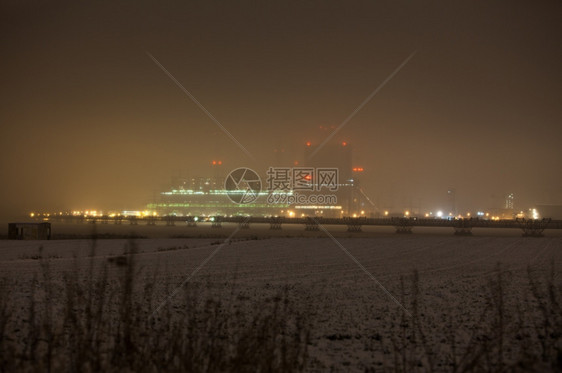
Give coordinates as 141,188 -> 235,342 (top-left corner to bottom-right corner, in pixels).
1,0 -> 561,219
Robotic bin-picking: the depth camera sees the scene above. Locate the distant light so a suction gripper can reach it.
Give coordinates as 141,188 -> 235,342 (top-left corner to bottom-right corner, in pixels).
342,141 -> 347,146
384,211 -> 389,216
212,160 -> 216,165
30,212 -> 35,217
306,141 -> 311,147
218,160 -> 222,165
360,210 -> 365,215
294,161 -> 299,166
531,208 -> 539,219
405,211 -> 410,217
436,211 -> 443,218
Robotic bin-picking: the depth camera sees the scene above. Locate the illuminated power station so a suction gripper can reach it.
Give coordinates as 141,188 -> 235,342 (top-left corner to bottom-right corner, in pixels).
147,140 -> 374,217
147,160 -> 286,216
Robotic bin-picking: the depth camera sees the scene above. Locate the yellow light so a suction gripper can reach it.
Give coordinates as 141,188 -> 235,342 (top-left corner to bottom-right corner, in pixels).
30,212 -> 35,217
384,210 -> 389,216
405,211 -> 410,216
360,210 -> 365,215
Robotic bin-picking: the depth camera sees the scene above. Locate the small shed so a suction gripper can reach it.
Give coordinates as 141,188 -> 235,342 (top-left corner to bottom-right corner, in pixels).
8,222 -> 51,240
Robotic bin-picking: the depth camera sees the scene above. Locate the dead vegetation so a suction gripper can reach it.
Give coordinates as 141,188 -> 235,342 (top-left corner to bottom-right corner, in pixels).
0,239 -> 561,372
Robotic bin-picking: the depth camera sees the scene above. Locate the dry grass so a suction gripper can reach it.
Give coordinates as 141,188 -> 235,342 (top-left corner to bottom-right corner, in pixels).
381,264 -> 562,372
0,240 -> 311,372
0,239 -> 561,372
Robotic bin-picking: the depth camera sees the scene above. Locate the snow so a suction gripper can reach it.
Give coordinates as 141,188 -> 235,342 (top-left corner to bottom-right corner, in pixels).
1,224 -> 561,371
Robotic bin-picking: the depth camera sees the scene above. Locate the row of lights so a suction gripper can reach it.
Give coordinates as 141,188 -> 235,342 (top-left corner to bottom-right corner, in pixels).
30,210 -> 160,219
305,141 -> 348,147
381,210 -> 531,220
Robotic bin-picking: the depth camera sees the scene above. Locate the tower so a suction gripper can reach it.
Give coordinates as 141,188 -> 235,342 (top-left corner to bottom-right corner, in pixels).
447,188 -> 456,216
505,193 -> 515,210
303,140 -> 353,214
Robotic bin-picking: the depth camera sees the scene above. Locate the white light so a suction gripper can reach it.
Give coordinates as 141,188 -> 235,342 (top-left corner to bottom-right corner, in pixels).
531,208 -> 539,220
436,210 -> 443,218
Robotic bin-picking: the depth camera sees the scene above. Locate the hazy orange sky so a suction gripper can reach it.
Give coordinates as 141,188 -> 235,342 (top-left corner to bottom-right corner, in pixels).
1,0 -> 561,218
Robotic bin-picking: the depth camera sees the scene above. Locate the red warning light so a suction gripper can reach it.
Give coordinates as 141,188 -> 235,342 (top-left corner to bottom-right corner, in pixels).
218,160 -> 222,165
304,174 -> 312,180
212,160 -> 216,165
294,161 -> 299,166
342,141 -> 348,146
306,141 -> 311,147
352,167 -> 364,172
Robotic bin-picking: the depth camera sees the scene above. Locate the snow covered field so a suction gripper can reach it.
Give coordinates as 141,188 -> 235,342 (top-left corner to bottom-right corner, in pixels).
1,225 -> 561,371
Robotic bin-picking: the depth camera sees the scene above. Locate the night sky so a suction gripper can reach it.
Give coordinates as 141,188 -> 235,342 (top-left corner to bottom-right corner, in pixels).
1,0 -> 561,218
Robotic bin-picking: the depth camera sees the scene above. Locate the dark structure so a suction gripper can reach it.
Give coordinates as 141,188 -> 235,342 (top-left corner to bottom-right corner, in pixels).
303,140 -> 353,215
8,222 -> 51,240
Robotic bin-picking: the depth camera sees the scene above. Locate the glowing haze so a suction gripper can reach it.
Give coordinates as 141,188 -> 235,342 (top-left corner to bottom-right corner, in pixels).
1,0 -> 561,219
